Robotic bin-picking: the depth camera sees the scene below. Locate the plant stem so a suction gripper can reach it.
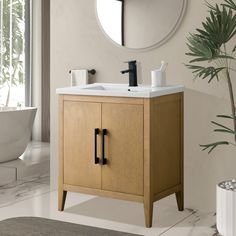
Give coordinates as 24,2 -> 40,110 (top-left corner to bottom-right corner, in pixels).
226,69 -> 236,143
224,44 -> 236,143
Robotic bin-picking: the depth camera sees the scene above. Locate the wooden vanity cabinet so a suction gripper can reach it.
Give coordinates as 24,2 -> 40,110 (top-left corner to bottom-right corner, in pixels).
58,93 -> 184,228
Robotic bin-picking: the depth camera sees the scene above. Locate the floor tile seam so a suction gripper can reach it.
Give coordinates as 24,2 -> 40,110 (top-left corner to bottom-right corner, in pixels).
157,211 -> 196,236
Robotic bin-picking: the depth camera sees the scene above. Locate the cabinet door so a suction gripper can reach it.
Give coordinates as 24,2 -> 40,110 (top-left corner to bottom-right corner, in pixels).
102,103 -> 144,196
63,101 -> 101,189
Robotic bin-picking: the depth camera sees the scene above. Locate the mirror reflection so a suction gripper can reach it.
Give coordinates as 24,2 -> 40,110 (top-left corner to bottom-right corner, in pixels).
96,0 -> 186,50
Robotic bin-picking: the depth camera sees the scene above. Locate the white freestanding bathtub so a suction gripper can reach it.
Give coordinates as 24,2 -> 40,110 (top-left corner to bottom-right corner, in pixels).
0,107 -> 37,163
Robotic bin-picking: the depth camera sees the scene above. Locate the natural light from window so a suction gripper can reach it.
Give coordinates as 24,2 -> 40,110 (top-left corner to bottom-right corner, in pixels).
0,0 -> 25,107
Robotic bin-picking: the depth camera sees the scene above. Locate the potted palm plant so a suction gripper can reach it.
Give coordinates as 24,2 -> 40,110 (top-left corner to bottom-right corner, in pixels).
185,0 -> 236,235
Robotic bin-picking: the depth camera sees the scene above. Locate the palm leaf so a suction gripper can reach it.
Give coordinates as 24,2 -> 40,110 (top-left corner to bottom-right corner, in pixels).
187,5 -> 236,55
211,120 -> 234,131
206,2 -> 218,12
222,0 -> 236,11
185,64 -> 226,83
214,129 -> 236,134
233,45 -> 236,52
200,141 -> 230,153
186,33 -> 235,63
186,1 -> 236,154
205,7 -> 236,45
217,114 -> 236,119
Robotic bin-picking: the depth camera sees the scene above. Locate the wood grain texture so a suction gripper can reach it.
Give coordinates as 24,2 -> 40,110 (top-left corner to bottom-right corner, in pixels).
58,190 -> 67,211
175,191 -> 184,211
58,95 -> 67,211
143,99 -> 153,228
58,93 -> 184,227
64,184 -> 143,203
151,94 -> 183,195
63,95 -> 144,105
143,93 -> 184,227
101,103 -> 144,196
175,92 -> 184,211
63,101 -> 102,189
154,184 -> 182,202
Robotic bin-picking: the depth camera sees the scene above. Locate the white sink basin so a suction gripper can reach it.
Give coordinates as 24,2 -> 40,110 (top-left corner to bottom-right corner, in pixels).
83,85 -> 151,92
56,83 -> 184,98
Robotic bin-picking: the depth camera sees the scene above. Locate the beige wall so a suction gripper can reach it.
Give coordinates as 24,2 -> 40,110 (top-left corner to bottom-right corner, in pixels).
50,0 -> 236,212
124,0 -> 184,49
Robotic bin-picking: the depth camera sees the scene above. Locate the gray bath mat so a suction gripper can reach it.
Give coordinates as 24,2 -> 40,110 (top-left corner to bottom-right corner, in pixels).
0,217 -> 143,236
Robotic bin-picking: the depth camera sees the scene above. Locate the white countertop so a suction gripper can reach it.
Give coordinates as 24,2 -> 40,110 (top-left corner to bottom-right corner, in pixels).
56,83 -> 184,98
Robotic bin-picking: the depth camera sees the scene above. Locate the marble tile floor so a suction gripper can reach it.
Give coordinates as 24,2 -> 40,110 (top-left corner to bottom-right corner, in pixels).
0,142 -> 50,186
0,141 -> 50,208
0,174 -> 50,208
0,186 -> 219,236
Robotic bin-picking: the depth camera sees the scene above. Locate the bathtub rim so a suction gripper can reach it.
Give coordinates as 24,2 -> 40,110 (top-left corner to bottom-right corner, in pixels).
0,107 -> 37,113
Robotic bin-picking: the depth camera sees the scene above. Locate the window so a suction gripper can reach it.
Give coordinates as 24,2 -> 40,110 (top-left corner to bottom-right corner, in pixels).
0,0 -> 30,107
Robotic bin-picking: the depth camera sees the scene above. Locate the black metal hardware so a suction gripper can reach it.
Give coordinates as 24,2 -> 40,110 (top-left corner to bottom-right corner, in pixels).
115,0 -> 125,46
88,69 -> 96,75
121,60 -> 138,87
101,129 -> 107,165
121,0 -> 125,46
124,60 -> 136,64
94,128 -> 100,164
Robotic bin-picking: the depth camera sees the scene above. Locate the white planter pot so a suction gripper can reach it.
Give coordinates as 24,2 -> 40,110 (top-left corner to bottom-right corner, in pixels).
217,181 -> 236,236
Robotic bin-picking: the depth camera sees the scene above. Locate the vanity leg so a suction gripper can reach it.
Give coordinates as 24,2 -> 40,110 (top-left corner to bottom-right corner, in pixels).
144,199 -> 153,228
175,190 -> 184,211
58,190 -> 67,211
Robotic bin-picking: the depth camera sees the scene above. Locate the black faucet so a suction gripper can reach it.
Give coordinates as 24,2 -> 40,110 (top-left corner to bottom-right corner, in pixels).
121,60 -> 138,87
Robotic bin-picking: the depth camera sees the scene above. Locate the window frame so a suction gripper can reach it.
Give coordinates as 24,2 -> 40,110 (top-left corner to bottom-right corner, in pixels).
25,0 -> 32,107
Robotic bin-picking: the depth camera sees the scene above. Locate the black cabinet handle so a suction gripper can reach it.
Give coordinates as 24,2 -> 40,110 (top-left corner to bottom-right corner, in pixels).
94,128 -> 100,164
101,129 -> 107,165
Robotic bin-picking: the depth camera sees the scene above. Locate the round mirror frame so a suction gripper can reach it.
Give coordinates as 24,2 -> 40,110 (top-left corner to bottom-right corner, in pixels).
95,0 -> 188,52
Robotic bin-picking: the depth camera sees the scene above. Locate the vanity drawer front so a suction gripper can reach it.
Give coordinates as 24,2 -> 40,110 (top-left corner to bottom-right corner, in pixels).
101,103 -> 144,196
63,101 -> 102,189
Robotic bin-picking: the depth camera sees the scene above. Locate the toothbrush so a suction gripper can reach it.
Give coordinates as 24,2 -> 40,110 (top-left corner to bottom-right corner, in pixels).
160,61 -> 168,72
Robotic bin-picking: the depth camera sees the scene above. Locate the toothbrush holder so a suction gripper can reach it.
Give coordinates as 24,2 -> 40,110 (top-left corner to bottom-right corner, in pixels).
151,70 -> 166,88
